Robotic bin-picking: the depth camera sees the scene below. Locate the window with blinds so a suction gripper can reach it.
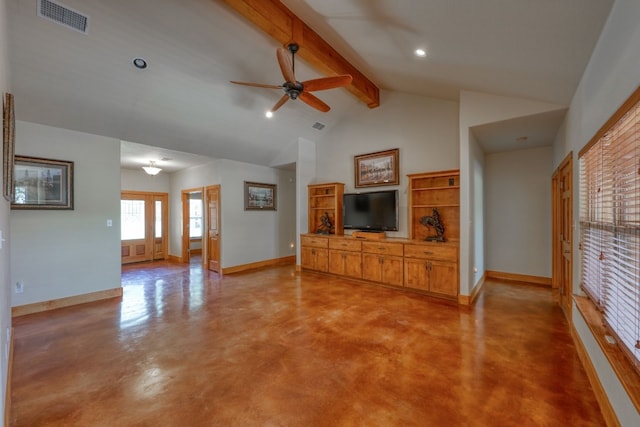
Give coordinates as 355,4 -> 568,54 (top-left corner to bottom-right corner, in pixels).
579,86 -> 640,373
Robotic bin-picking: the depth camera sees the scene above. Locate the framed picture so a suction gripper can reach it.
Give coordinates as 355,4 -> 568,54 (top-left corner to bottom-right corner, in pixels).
244,181 -> 276,211
354,148 -> 399,188
11,156 -> 74,210
3,92 -> 15,201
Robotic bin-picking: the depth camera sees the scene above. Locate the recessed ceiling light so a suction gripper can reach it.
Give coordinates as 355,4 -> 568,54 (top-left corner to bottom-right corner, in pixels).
132,57 -> 148,69
265,111 -> 274,118
414,48 -> 428,58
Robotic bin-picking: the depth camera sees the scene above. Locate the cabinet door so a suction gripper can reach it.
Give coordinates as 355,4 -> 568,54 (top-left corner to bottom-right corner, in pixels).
429,260 -> 457,296
404,258 -> 429,291
315,249 -> 329,273
343,252 -> 362,279
328,250 -> 345,275
362,253 -> 382,282
301,246 -> 315,270
381,256 -> 404,287
302,247 -> 329,272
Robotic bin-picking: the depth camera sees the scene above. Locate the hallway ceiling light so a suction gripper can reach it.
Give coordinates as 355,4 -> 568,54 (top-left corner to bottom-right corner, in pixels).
142,161 -> 162,175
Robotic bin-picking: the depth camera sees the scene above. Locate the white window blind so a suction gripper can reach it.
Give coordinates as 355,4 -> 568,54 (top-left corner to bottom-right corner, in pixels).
579,89 -> 640,372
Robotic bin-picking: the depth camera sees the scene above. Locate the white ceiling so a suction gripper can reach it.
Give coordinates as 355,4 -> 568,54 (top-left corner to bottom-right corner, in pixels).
6,0 -> 614,171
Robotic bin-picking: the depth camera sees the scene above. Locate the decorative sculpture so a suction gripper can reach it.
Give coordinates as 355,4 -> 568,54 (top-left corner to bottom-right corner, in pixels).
316,212 -> 334,234
420,208 -> 445,242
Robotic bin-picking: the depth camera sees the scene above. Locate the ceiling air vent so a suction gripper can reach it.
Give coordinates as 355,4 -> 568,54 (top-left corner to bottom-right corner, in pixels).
38,0 -> 89,34
312,122 -> 326,131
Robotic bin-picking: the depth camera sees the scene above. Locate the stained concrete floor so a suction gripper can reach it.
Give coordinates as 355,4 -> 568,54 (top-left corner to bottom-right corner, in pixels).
9,260 -> 604,426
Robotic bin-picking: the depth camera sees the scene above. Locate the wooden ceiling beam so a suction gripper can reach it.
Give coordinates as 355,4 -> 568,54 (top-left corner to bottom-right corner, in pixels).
220,0 -> 380,108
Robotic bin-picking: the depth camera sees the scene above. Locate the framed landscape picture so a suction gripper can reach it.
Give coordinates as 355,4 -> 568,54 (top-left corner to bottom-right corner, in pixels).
244,181 -> 276,211
11,156 -> 74,210
354,148 -> 399,188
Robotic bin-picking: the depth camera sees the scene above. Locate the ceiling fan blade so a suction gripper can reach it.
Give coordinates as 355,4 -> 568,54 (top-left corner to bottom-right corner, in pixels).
271,94 -> 290,112
230,81 -> 282,89
277,47 -> 295,83
299,92 -> 330,112
302,75 -> 353,92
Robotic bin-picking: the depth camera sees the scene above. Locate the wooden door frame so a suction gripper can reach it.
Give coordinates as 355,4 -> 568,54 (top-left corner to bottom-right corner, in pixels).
181,187 -> 205,263
204,184 -> 221,273
551,152 -> 573,318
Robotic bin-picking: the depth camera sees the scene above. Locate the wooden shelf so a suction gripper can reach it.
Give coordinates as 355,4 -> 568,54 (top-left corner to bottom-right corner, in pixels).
308,183 -> 344,235
408,170 -> 460,242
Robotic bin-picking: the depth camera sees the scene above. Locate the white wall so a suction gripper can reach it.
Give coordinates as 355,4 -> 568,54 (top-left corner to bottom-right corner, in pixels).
170,158 -> 296,268
217,159 -> 296,267
121,168 -> 170,193
469,133 -> 485,287
316,90 -> 459,239
484,146 -> 553,277
10,121 -> 121,305
0,0 -> 11,416
553,0 -> 640,423
459,91 -> 564,295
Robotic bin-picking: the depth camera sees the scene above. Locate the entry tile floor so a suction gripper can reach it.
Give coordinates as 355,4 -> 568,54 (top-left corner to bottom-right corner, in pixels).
10,261 -> 604,426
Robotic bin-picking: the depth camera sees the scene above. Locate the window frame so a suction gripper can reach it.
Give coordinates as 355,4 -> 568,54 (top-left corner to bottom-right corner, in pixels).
578,85 -> 640,376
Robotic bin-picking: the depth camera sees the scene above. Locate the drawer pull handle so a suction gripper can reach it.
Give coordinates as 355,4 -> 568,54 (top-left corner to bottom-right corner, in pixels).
423,251 -> 434,255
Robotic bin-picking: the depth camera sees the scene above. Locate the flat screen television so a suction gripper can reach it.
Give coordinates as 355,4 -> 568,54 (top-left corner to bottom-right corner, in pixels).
343,190 -> 398,232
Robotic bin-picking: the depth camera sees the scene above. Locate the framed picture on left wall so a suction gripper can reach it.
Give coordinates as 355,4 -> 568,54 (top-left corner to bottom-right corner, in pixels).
11,156 -> 74,210
3,92 -> 15,201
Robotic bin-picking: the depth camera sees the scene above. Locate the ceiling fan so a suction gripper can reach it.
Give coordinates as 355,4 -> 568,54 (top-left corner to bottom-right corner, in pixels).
231,43 -> 353,113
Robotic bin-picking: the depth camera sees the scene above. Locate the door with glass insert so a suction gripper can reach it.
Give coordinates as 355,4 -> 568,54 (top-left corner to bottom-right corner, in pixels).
121,191 -> 168,264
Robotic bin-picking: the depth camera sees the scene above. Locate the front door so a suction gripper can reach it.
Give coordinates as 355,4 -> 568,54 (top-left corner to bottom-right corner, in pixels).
121,191 -> 168,264
206,185 -> 221,273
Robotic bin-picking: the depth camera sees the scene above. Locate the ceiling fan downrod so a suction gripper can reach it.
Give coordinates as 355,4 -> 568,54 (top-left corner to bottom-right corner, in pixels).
288,43 -> 299,76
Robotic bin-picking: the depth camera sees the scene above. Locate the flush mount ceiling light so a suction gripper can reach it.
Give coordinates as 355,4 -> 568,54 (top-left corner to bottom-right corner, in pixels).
142,161 -> 161,176
132,57 -> 148,69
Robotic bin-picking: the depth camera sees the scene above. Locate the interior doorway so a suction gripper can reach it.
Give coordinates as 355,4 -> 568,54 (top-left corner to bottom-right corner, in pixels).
121,191 -> 168,264
181,188 -> 205,263
552,152 -> 573,318
205,185 -> 221,273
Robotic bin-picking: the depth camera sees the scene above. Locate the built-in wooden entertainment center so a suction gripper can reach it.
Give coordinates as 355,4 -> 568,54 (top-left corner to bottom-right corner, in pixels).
301,170 -> 460,301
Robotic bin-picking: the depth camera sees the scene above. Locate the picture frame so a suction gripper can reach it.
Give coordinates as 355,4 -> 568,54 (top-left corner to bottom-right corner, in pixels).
3,92 -> 15,201
244,181 -> 276,211
354,148 -> 399,188
11,156 -> 74,210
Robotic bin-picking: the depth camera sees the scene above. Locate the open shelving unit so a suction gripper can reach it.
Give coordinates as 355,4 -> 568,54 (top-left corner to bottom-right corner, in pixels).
408,170 -> 460,242
307,182 -> 344,235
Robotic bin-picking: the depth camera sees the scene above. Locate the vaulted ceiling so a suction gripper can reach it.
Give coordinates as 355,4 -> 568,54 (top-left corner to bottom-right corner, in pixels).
6,0 -> 614,170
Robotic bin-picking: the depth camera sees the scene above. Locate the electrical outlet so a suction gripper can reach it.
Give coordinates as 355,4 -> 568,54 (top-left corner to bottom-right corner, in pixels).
15,282 -> 24,294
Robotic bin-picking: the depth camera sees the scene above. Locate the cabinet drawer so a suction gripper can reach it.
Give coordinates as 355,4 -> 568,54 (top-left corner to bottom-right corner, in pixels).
301,236 -> 329,249
404,244 -> 457,261
329,239 -> 362,251
362,241 -> 404,256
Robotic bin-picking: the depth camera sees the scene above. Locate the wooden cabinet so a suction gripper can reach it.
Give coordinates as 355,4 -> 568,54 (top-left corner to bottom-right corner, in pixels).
403,242 -> 458,297
308,183 -> 344,235
300,235 -> 329,272
300,170 -> 460,299
361,241 -> 404,286
408,170 -> 460,242
328,239 -> 362,278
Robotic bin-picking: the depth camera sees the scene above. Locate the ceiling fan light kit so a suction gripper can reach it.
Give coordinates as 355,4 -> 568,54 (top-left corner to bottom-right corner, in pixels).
231,43 -> 352,113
